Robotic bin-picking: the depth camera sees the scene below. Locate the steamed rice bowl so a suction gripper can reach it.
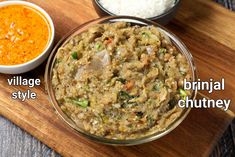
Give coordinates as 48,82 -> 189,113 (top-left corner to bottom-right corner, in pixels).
99,0 -> 176,18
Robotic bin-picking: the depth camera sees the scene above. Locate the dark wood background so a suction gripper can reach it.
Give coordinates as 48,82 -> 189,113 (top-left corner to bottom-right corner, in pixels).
0,0 -> 234,157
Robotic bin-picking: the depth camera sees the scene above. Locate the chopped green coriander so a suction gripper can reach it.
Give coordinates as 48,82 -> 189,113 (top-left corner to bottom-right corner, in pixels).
179,88 -> 187,100
95,43 -> 101,50
71,99 -> 89,108
55,58 -> 61,64
158,48 -> 167,54
142,32 -> 150,38
116,78 -> 126,84
71,52 -> 78,60
121,101 -> 139,108
147,116 -> 155,126
153,80 -> 163,92
153,84 -> 161,92
118,91 -> 133,101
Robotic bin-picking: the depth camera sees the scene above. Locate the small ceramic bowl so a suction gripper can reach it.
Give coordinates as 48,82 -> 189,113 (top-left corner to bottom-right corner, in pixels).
92,0 -> 181,25
0,1 -> 55,74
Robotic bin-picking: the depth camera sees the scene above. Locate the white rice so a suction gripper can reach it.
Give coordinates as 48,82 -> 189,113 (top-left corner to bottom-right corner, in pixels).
99,0 -> 176,18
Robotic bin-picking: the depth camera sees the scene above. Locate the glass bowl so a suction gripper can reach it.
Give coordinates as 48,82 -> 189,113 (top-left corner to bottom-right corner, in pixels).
45,16 -> 197,146
92,0 -> 181,25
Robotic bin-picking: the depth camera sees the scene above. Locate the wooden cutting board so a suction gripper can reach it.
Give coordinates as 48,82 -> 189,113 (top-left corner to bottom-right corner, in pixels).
0,0 -> 235,156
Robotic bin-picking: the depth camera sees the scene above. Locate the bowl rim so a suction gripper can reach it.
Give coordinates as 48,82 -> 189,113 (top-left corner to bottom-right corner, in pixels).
93,0 -> 181,20
0,0 -> 55,69
45,16 -> 197,146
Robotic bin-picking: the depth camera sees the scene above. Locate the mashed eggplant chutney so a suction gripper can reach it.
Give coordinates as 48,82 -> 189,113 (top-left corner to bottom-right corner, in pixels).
52,22 -> 192,139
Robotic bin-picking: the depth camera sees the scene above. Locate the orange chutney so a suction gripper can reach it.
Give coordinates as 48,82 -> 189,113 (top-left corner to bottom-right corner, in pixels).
0,5 -> 51,65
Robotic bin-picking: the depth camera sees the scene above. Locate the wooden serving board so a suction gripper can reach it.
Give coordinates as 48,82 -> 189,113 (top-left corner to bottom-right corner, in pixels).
0,0 -> 235,156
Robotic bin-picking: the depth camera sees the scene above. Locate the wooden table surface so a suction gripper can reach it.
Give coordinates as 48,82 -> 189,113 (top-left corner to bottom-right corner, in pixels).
0,0 -> 235,157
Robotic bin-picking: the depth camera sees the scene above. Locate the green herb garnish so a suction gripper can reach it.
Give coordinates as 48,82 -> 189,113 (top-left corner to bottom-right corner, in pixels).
147,116 -> 155,126
118,91 -> 137,108
55,58 -> 61,64
118,91 -> 134,101
127,124 -> 133,128
158,48 -> 167,54
71,52 -> 78,60
153,84 -> 161,92
153,80 -> 163,92
121,101 -> 139,108
71,99 -> 89,108
95,43 -> 101,50
179,88 -> 187,100
83,85 -> 89,92
116,78 -> 126,84
142,32 -> 150,38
